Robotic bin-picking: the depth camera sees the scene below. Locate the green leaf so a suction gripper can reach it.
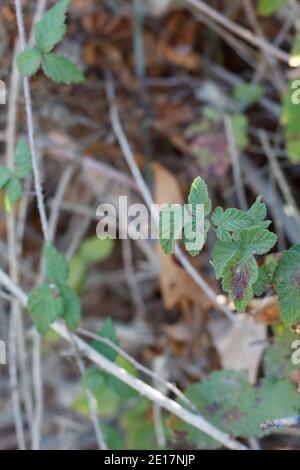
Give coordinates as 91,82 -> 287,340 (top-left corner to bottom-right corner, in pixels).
16,48 -> 41,77
274,245 -> 300,326
60,286 -> 81,329
258,0 -> 288,16
42,53 -> 85,84
184,219 -> 210,257
230,114 -> 248,151
4,176 -> 22,210
44,243 -> 69,285
211,207 -> 251,242
28,284 -> 64,334
212,239 -> 239,279
283,81 -> 300,162
92,318 -> 119,362
233,83 -> 264,109
174,370 -> 300,449
14,138 -> 32,178
0,166 -> 13,189
188,176 -> 212,217
289,33 -> 300,68
222,254 -> 258,311
159,204 -> 186,254
263,329 -> 297,380
78,237 -> 114,264
253,255 -> 277,296
247,196 -> 271,228
239,227 -> 277,257
34,0 -> 69,53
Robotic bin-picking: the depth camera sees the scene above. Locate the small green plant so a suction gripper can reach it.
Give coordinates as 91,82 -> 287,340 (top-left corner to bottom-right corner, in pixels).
257,0 -> 289,16
28,243 -> 81,334
17,0 -> 84,84
159,177 -> 300,327
0,138 -> 32,211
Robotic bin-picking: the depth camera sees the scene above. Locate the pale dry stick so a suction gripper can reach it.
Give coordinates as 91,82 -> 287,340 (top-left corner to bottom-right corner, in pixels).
104,72 -> 237,323
224,115 -> 248,211
177,0 -> 290,63
5,41 -> 27,450
258,130 -> 300,229
152,355 -> 167,447
77,328 -> 200,415
0,269 -> 247,450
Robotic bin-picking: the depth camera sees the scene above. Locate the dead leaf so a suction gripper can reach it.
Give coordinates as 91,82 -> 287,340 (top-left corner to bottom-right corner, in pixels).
210,313 -> 267,384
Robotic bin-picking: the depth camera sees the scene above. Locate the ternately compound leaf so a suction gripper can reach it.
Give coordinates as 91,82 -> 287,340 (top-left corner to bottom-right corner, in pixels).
211,207 -> 252,242
34,0 -> 69,53
16,48 -> 41,77
0,166 -> 13,189
42,53 -> 85,84
14,138 -> 32,178
274,245 -> 300,326
44,243 -> 69,285
211,239 -> 238,279
222,254 -> 258,311
28,284 -> 64,334
257,0 -> 288,16
188,176 -> 211,217
159,204 -> 186,254
92,318 -> 119,362
60,286 -> 81,330
239,227 -> 277,257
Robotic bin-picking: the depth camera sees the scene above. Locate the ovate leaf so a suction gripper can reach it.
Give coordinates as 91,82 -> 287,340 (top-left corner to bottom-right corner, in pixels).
247,196 -> 271,228
274,245 -> 300,326
44,243 -> 69,285
16,48 -> 41,77
34,0 -> 69,53
222,254 -> 258,311
42,53 -> 85,84
188,176 -> 212,217
28,284 -> 64,334
0,166 -> 13,188
14,138 -> 32,178
60,286 -> 81,329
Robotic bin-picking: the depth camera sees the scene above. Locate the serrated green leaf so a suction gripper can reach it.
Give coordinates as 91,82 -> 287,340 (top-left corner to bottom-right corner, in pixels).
60,286 -> 81,329
28,284 -> 64,334
222,254 -> 258,311
274,245 -> 300,326
239,227 -> 277,257
42,53 -> 85,84
4,176 -> 22,210
14,138 -> 32,178
159,204 -> 186,254
0,166 -> 13,189
44,243 -> 69,285
34,0 -> 69,53
92,318 -> 119,362
188,176 -> 211,217
16,48 -> 41,77
247,196 -> 271,228
258,0 -> 288,16
211,207 -> 251,242
212,239 -> 239,279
